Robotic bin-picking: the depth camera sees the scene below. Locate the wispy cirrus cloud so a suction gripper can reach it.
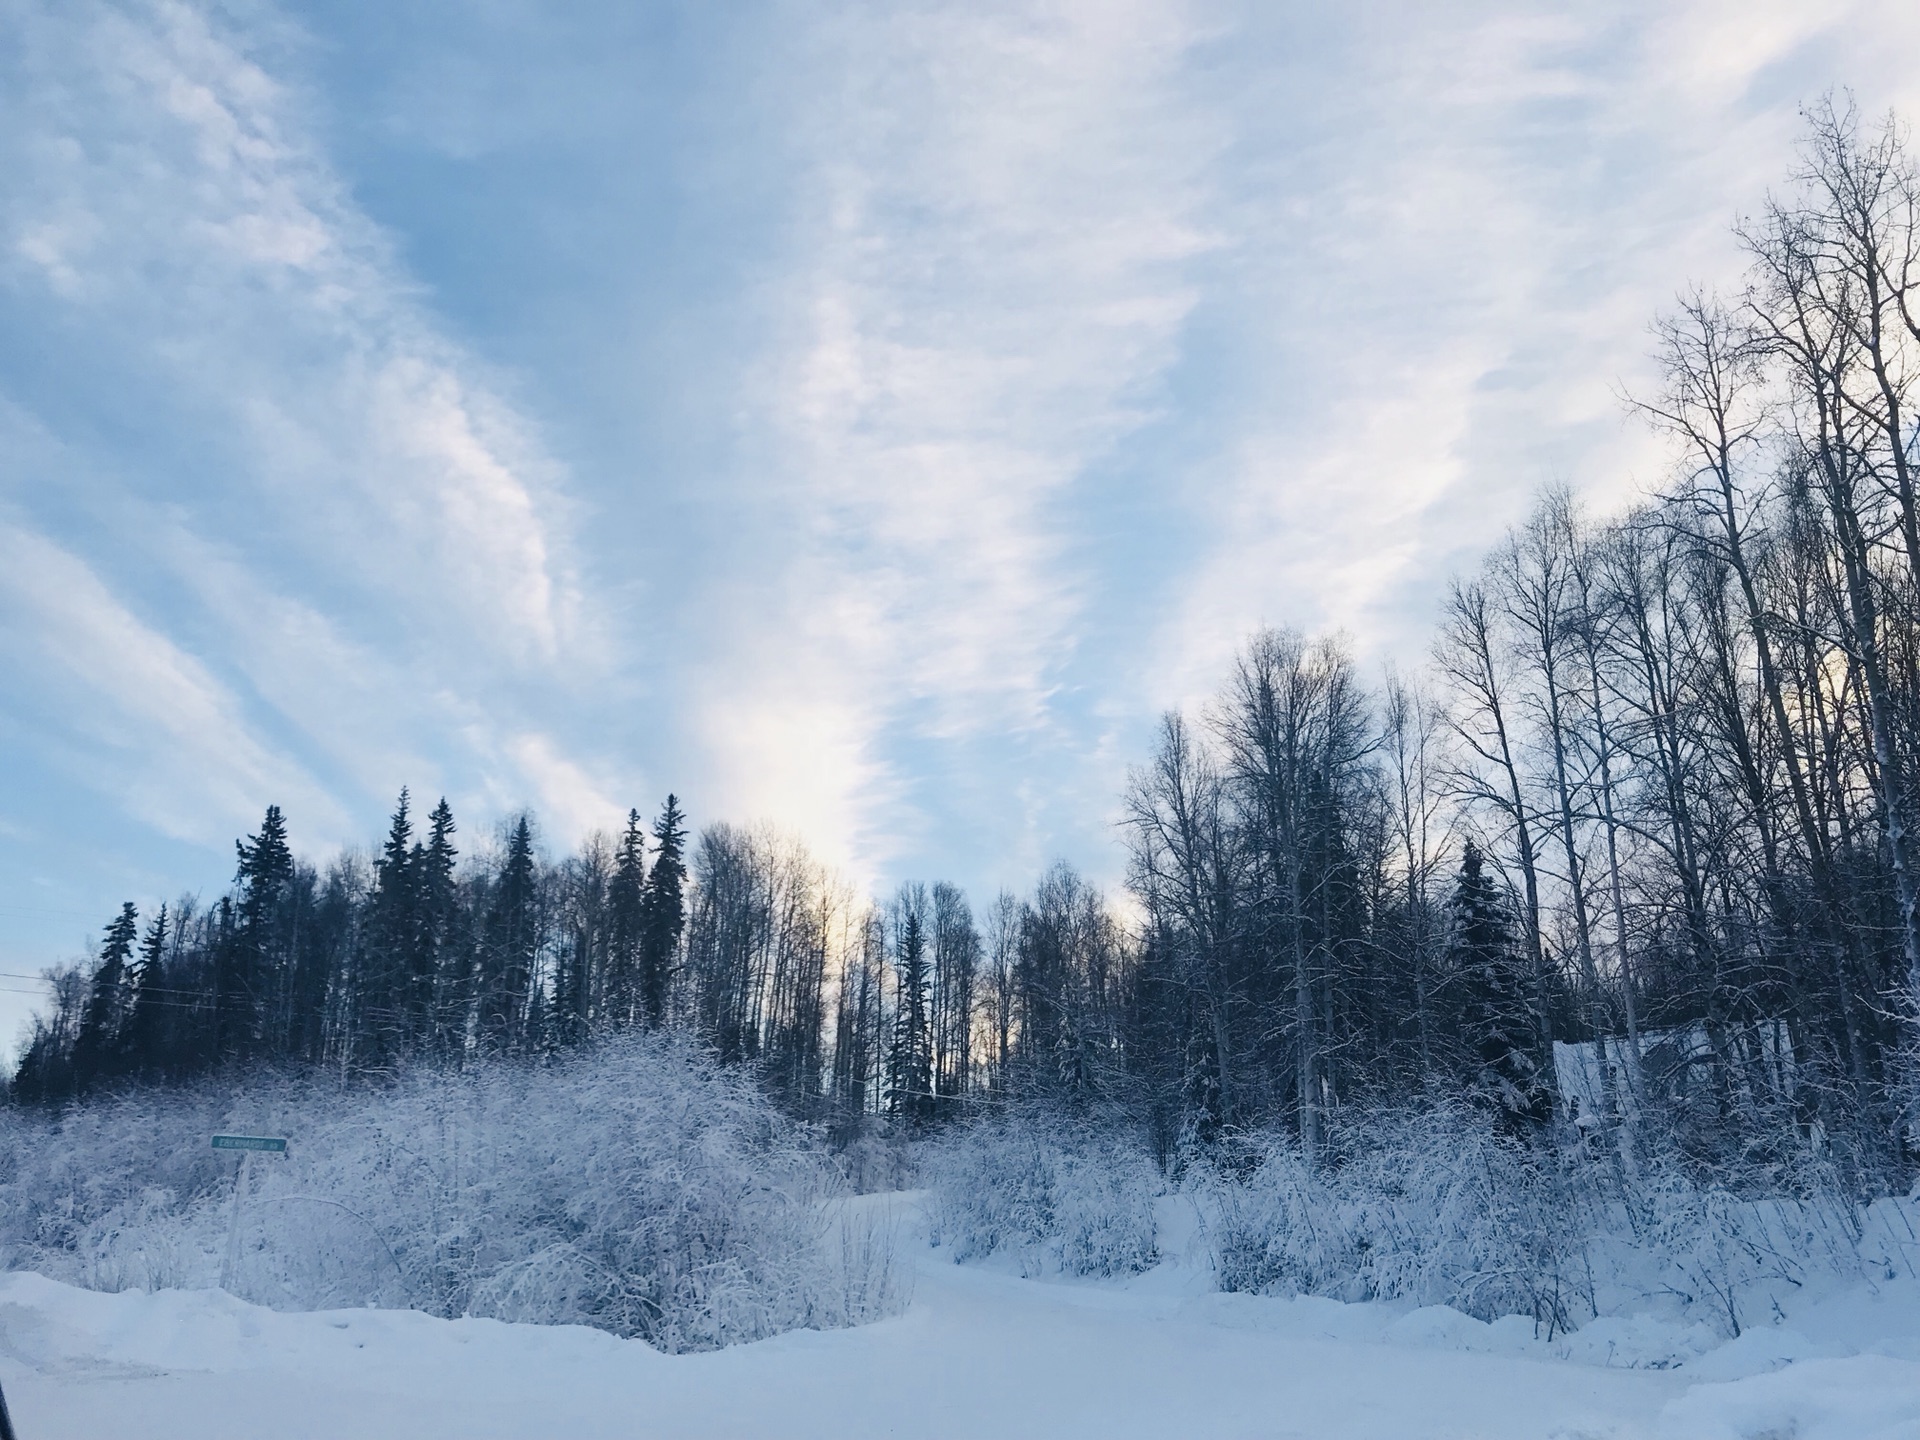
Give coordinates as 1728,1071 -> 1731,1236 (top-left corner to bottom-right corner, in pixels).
7,0 -> 586,665
0,0 -> 622,851
695,0 -> 1222,883
0,519 -> 344,846
10,0 -> 1920,1062
1142,0 -> 1920,712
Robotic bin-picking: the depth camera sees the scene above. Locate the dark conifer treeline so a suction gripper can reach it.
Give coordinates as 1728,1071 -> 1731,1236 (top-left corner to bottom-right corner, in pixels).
9,796 -> 691,1100
12,102 -> 1920,1197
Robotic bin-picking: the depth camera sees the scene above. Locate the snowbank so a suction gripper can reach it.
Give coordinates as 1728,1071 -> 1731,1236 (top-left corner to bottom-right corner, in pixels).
3,1244 -> 1917,1439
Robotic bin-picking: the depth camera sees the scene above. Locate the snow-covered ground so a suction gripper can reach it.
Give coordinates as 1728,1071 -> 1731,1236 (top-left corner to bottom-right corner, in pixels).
3,1194 -> 1918,1440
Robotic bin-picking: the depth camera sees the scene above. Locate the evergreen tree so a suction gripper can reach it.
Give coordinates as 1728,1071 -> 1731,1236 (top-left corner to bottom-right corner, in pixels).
73,902 -> 138,1091
223,805 -> 295,1061
236,806 -> 295,923
889,903 -> 934,1128
607,809 -> 648,1027
125,904 -> 172,1079
481,815 -> 538,1051
416,797 -> 459,1052
364,790 -> 418,1062
637,796 -> 687,1030
1443,842 -> 1551,1132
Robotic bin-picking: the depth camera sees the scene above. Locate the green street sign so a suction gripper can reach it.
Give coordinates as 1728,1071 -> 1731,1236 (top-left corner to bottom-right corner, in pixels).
211,1134 -> 288,1153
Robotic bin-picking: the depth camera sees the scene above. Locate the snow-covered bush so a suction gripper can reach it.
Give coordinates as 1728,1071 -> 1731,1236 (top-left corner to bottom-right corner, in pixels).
1627,1158 -> 1863,1337
1199,1105 -> 1873,1338
1053,1145 -> 1162,1276
1340,1106 -> 1585,1325
1208,1138 -> 1353,1298
0,1036 -> 906,1351
1205,1107 -> 1578,1326
926,1115 -> 1159,1277
925,1120 -> 1054,1266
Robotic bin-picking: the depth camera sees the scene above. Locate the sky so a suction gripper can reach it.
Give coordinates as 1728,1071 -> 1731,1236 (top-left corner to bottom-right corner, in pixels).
6,0 -> 1920,1054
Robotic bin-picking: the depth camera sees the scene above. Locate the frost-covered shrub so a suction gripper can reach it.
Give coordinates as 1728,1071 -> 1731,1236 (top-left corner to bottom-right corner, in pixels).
1199,1105 -> 1873,1338
1208,1139 -> 1355,1298
1333,1107 -> 1579,1325
1205,1107 -> 1569,1319
925,1121 -> 1055,1265
927,1116 -> 1159,1277
0,1036 -> 906,1351
1054,1147 -> 1161,1276
1628,1159 -> 1862,1337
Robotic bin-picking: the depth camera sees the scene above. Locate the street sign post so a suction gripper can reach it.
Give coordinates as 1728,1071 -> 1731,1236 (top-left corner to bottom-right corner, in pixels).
214,1136 -> 289,1292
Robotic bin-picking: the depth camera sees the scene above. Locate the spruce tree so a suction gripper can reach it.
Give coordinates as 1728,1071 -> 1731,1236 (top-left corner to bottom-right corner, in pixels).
73,902 -> 138,1091
226,805 -> 295,1060
637,796 -> 686,1030
1443,841 -> 1551,1132
236,806 -> 295,923
416,797 -> 459,1052
607,809 -> 648,1027
364,790 -> 418,1062
481,815 -> 538,1051
125,904 -> 172,1079
889,904 -> 934,1128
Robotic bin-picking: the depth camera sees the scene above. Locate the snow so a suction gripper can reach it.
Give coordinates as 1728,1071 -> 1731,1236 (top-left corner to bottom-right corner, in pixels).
0,1040 -> 906,1351
5,1194 -> 1918,1440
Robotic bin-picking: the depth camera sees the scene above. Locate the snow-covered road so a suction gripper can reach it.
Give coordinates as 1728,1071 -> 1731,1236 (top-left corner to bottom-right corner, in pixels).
2,1198 -> 1917,1439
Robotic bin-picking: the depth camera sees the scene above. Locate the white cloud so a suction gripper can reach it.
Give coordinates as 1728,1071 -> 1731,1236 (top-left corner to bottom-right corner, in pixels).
699,0 -> 1221,879
4,0 -> 588,665
9,0 -> 1920,937
501,733 -> 630,846
0,0 -> 622,852
0,520 -> 345,846
1143,0 -> 1920,713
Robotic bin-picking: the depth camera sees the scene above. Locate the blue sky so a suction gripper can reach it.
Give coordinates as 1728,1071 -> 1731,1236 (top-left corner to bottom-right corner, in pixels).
5,0 -> 1919,1053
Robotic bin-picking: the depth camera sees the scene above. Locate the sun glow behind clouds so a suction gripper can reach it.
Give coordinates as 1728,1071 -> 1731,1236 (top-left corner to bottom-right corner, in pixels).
7,0 -> 1920,1053
704,0 -> 1221,890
